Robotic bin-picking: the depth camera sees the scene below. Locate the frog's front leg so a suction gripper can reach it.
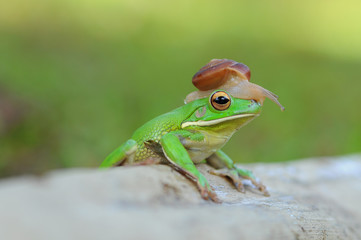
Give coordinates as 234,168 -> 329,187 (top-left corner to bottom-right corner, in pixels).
206,150 -> 269,196
100,139 -> 137,167
160,131 -> 220,202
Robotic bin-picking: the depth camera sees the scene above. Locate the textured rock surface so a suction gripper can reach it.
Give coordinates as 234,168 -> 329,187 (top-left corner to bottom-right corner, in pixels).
0,155 -> 361,240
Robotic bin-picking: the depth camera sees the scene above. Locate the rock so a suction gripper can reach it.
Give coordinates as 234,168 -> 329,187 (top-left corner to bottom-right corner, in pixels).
0,155 -> 360,240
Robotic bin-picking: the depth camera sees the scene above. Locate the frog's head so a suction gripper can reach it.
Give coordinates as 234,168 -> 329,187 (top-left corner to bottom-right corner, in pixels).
181,90 -> 261,133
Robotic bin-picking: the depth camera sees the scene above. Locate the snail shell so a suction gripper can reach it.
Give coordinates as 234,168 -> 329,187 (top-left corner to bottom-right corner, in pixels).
185,59 -> 285,111
192,59 -> 251,91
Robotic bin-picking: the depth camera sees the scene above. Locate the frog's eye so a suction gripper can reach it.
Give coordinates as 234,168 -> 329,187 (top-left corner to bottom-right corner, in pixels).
210,91 -> 231,111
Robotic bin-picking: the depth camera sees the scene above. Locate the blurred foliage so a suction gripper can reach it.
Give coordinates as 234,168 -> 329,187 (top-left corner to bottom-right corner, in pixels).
0,0 -> 360,177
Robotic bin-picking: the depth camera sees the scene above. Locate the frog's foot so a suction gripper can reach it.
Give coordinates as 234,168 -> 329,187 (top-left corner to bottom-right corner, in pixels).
209,167 -> 270,197
241,175 -> 270,197
160,132 -> 221,203
170,164 -> 220,203
196,174 -> 221,203
209,168 -> 246,193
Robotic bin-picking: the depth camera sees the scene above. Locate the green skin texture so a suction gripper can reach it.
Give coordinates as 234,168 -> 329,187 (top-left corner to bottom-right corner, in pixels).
100,90 -> 267,202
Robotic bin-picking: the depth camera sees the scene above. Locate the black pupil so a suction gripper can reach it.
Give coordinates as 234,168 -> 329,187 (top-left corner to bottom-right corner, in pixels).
214,96 -> 229,104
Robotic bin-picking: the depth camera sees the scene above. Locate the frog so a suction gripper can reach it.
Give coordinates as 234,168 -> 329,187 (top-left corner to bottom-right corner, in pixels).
100,90 -> 269,202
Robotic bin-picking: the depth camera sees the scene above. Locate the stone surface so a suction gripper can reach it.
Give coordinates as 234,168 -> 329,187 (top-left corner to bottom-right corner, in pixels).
0,155 -> 361,240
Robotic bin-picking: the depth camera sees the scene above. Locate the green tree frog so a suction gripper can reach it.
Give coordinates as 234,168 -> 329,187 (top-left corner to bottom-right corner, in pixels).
100,59 -> 284,202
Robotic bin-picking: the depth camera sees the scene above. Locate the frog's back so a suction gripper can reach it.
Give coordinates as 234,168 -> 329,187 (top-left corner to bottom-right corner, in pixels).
131,106 -> 188,161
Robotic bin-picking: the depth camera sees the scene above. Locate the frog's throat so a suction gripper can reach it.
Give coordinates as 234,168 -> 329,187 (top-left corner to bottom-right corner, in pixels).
181,113 -> 258,128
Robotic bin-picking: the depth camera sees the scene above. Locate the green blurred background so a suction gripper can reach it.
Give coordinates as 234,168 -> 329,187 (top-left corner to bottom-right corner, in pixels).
0,0 -> 360,178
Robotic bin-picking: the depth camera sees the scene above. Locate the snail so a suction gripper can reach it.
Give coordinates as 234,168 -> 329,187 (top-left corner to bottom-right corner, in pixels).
185,59 -> 285,111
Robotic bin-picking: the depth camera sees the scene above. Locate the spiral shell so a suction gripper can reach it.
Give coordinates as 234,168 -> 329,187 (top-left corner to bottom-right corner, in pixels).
185,59 -> 285,111
192,59 -> 251,91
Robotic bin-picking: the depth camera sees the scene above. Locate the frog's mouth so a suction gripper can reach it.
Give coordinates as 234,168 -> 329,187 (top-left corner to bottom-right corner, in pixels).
181,113 -> 259,128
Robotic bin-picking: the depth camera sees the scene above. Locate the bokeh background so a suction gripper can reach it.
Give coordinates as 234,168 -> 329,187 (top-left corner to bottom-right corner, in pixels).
0,0 -> 360,178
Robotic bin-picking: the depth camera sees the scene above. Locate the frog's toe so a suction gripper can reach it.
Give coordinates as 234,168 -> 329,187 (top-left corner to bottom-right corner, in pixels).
252,180 -> 270,197
233,181 -> 246,193
235,167 -> 270,196
201,188 -> 221,203
208,190 -> 221,203
210,167 -> 270,196
197,181 -> 221,203
242,175 -> 270,196
209,168 -> 245,193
